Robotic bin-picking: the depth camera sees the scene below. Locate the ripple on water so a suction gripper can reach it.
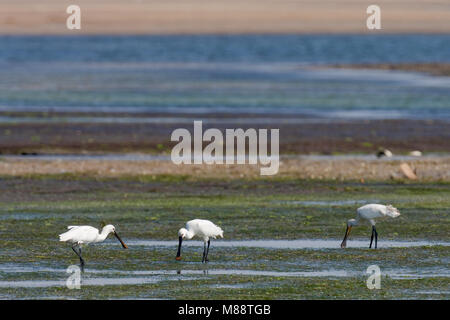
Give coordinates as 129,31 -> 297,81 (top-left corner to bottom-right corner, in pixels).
1,263 -> 448,289
1,268 -> 448,288
0,270 -> 349,288
123,239 -> 450,249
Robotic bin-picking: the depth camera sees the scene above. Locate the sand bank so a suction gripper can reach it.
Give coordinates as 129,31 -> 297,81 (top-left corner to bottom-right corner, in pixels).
0,156 -> 448,181
1,0 -> 449,35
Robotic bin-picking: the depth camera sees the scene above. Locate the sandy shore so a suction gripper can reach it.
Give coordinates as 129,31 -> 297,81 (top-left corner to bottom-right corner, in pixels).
1,156 -> 448,181
1,0 -> 449,34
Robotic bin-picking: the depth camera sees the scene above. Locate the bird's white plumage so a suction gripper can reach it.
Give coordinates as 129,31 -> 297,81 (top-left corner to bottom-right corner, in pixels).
181,219 -> 224,242
59,225 -> 114,245
377,149 -> 393,158
409,150 -> 422,157
356,204 -> 400,225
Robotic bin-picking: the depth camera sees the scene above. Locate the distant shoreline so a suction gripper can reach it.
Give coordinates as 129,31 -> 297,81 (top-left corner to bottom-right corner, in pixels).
1,0 -> 449,35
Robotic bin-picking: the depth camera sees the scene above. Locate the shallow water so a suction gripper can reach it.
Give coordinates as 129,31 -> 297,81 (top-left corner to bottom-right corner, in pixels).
1,153 -> 447,162
0,115 -> 411,125
0,277 -> 183,288
1,264 -> 447,289
0,272 -> 349,289
0,65 -> 449,121
416,291 -> 450,295
124,239 -> 450,249
2,35 -> 449,64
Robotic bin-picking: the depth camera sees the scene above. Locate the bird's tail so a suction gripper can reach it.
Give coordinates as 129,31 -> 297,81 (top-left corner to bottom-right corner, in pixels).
218,227 -> 224,238
59,226 -> 77,242
59,231 -> 70,241
386,205 -> 401,218
59,232 -> 70,242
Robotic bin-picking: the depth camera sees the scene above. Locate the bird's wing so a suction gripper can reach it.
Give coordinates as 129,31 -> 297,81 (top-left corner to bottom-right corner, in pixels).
59,226 -> 99,242
59,227 -> 80,241
185,219 -> 200,233
74,226 -> 98,233
200,220 -> 224,238
358,204 -> 400,220
357,204 -> 386,219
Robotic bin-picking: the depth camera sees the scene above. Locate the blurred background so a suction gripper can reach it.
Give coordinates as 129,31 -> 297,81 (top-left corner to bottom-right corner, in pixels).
0,0 -> 449,156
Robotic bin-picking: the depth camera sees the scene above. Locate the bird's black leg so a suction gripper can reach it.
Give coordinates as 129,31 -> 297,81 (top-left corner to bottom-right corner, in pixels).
369,227 -> 374,249
72,244 -> 85,272
78,246 -> 85,272
374,226 -> 378,249
205,240 -> 210,263
202,242 -> 206,263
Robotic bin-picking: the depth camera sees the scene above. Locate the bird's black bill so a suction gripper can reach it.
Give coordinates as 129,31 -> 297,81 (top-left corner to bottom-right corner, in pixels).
340,226 -> 351,248
176,236 -> 182,260
114,232 -> 128,249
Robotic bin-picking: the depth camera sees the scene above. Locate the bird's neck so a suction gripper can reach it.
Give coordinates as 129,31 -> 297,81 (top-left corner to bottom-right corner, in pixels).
97,229 -> 111,241
185,230 -> 195,240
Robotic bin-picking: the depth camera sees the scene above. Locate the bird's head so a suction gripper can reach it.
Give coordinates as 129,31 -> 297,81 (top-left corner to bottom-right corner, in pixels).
102,224 -> 116,234
341,219 -> 357,248
102,224 -> 128,249
178,228 -> 192,240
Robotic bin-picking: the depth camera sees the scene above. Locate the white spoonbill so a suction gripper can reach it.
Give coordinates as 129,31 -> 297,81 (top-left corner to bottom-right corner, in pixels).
59,224 -> 128,271
376,149 -> 393,158
341,204 -> 400,249
176,219 -> 223,263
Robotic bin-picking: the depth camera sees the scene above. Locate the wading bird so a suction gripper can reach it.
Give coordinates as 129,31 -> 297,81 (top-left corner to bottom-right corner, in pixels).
376,149 -> 393,158
408,150 -> 422,157
176,219 -> 223,263
59,224 -> 128,271
341,204 -> 400,249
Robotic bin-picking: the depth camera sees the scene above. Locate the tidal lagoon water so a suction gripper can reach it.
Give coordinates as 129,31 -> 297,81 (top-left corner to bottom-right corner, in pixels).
0,35 -> 449,121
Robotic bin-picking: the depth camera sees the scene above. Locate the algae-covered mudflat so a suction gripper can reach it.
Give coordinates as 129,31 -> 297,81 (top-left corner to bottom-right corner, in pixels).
0,175 -> 448,299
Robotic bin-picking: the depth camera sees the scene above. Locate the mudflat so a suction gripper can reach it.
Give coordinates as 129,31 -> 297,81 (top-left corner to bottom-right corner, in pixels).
0,114 -> 448,155
1,174 -> 449,299
327,63 -> 450,77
